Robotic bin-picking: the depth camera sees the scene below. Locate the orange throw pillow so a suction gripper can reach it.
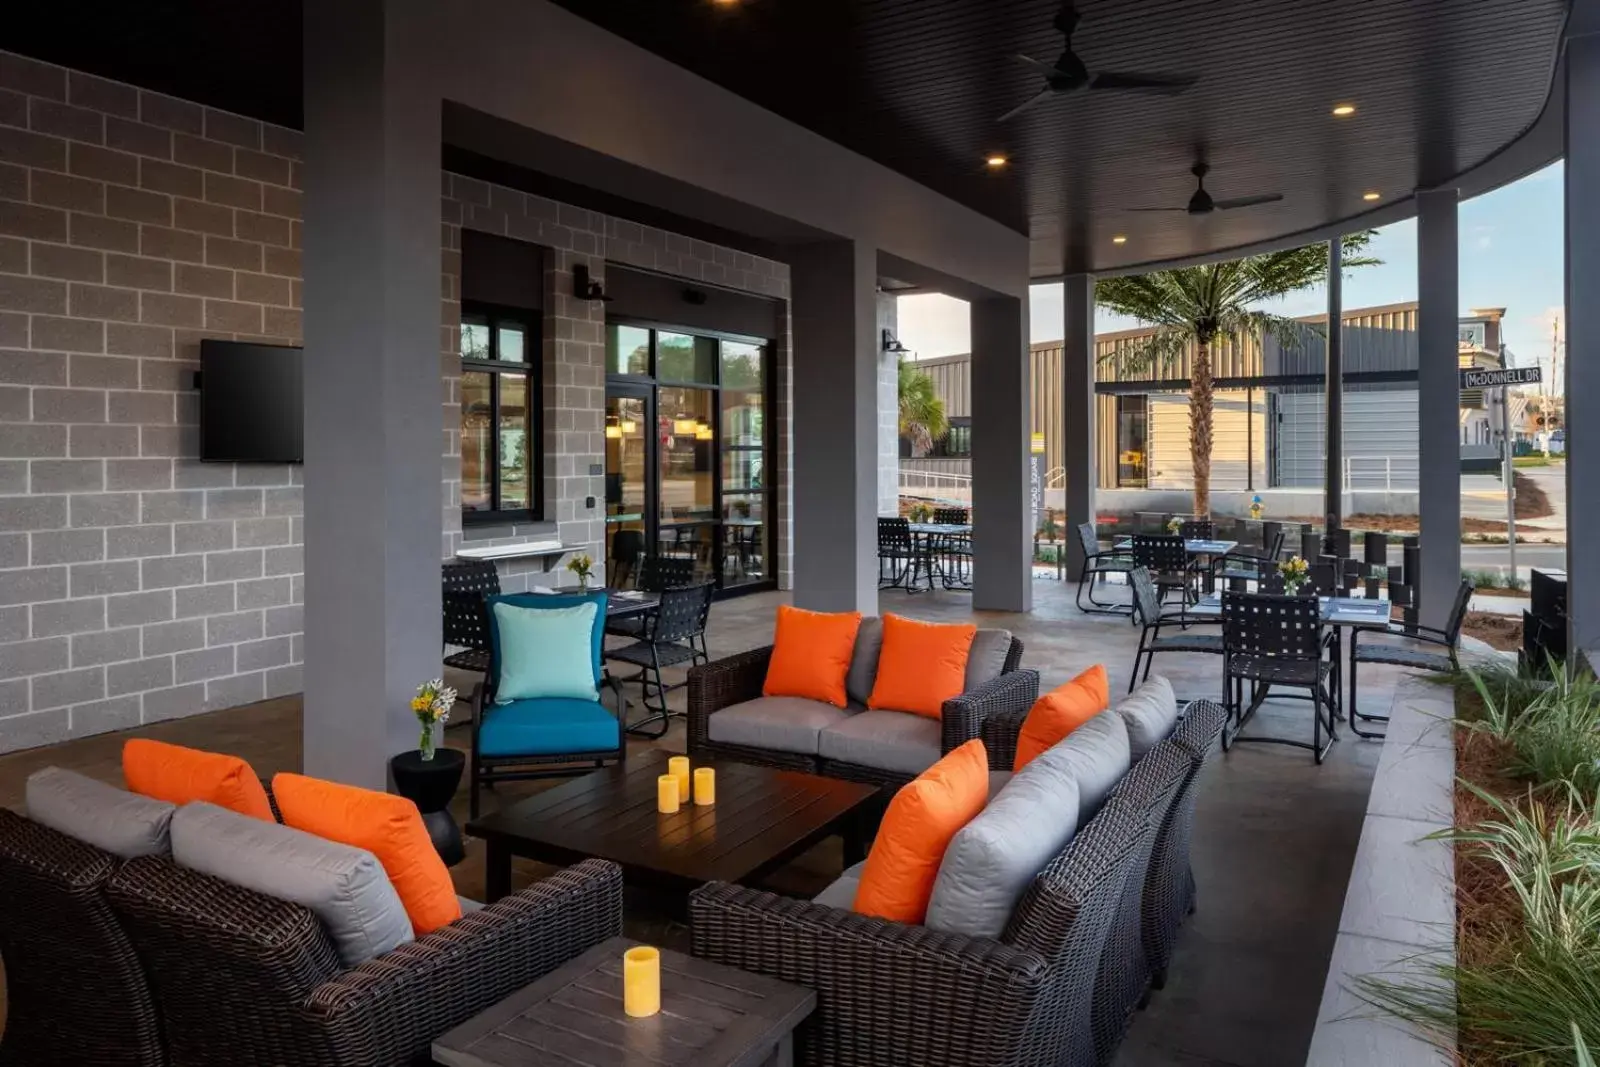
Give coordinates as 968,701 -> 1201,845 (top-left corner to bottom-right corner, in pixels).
763,605 -> 863,708
122,739 -> 274,821
854,738 -> 990,924
1013,665 -> 1111,771
867,614 -> 977,719
271,773 -> 461,935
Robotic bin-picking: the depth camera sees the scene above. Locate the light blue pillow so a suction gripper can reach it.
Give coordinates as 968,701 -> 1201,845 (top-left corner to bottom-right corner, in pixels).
492,600 -> 600,702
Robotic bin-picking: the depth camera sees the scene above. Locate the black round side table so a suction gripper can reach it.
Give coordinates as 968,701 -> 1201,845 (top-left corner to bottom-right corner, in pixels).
389,748 -> 466,867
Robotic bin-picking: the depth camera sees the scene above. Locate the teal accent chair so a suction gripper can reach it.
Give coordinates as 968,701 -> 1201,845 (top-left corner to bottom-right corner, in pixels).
469,591 -> 625,818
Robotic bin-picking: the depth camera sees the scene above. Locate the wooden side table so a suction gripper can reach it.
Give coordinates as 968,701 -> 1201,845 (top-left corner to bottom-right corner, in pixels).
389,748 -> 466,866
432,936 -> 815,1067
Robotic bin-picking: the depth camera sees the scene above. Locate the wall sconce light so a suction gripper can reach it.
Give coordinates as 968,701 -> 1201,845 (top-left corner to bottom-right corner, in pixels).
605,423 -> 622,439
882,329 -> 910,354
621,418 -> 637,434
672,416 -> 699,436
694,424 -> 714,441
573,264 -> 612,302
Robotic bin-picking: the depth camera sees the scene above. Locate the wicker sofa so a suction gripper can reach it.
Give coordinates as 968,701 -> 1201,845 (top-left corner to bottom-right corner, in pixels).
687,624 -> 1036,790
690,698 -> 1228,1067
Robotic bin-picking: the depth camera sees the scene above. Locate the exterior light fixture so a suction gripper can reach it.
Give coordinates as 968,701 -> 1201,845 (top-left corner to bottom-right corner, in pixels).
1331,103 -> 1356,116
620,418 -> 637,434
1112,235 -> 1128,244
673,417 -> 699,436
985,154 -> 1008,169
695,425 -> 715,441
882,329 -> 910,354
1361,190 -> 1381,201
605,423 -> 622,440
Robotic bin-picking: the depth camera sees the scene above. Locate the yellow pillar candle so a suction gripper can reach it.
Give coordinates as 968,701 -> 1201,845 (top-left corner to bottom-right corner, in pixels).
693,766 -> 716,806
656,774 -> 680,814
622,945 -> 661,1017
668,756 -> 692,801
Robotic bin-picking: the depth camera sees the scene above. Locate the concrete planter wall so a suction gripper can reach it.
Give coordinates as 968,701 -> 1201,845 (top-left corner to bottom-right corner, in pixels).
1305,674 -> 1457,1064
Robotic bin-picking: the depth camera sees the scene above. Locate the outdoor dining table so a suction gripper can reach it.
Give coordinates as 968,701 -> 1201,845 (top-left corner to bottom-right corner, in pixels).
1114,536 -> 1238,556
904,522 -> 973,592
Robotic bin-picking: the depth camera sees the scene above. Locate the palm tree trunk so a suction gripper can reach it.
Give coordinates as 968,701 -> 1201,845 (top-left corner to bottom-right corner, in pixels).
1190,341 -> 1214,517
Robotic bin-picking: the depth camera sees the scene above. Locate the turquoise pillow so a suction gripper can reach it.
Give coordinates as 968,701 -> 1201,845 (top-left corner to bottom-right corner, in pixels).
492,601 -> 600,702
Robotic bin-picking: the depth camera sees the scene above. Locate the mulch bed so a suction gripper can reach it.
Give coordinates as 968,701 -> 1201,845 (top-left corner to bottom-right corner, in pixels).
1460,612 -> 1524,652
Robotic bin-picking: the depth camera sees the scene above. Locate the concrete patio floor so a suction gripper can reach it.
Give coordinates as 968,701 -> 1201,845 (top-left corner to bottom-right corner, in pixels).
0,575 -> 1417,1066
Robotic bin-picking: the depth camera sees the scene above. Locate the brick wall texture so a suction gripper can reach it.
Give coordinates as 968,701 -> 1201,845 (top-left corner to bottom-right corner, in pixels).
0,50 -> 791,753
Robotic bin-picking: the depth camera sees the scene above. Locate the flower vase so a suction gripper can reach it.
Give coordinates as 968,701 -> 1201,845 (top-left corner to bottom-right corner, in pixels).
418,721 -> 437,761
578,577 -> 590,593
1283,579 -> 1306,597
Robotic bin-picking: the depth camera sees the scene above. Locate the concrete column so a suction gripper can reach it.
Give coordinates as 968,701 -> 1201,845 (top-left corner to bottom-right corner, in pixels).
1324,239 -> 1344,531
971,294 -> 1033,612
302,0 -> 441,786
1062,274 -> 1095,580
1416,188 -> 1461,630
876,291 -> 901,517
1567,27 -> 1600,659
790,240 -> 878,613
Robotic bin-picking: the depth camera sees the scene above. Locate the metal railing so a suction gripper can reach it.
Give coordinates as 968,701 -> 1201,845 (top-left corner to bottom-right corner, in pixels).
1341,455 -> 1419,491
899,468 -> 973,493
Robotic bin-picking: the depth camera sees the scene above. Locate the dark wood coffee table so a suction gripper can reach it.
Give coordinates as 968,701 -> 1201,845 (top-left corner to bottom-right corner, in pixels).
467,750 -> 878,903
432,937 -> 815,1067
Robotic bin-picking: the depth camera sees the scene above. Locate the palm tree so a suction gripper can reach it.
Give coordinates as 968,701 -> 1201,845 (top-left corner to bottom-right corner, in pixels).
898,357 -> 948,457
1095,234 -> 1379,517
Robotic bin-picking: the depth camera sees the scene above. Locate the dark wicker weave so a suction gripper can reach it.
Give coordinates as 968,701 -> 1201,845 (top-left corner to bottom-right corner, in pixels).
441,560 -> 500,674
1090,744 -> 1191,1065
690,803 -> 1148,1067
105,855 -> 623,1067
0,808 -> 164,1067
687,638 -> 1035,783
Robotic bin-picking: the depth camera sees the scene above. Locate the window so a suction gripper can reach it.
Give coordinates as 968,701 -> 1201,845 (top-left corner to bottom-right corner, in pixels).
460,303 -> 540,523
1115,395 -> 1148,487
934,420 -> 971,457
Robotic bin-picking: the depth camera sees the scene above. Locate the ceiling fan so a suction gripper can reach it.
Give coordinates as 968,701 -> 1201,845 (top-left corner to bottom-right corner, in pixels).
1126,163 -> 1284,214
998,2 -> 1198,123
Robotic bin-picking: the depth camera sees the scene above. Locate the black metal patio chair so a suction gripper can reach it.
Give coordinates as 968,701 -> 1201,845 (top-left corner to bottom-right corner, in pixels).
1076,522 -> 1135,615
1179,520 -> 1214,541
1347,578 -> 1473,739
605,580 -> 715,737
1131,534 -> 1195,606
441,559 -> 500,675
1220,591 -> 1339,763
1214,527 -> 1286,589
608,528 -> 645,589
878,516 -> 918,590
1128,567 -> 1224,693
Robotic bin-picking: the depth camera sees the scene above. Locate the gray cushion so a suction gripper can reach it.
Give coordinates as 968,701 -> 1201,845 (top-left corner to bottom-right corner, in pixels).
845,616 -> 883,706
25,766 -> 175,860
1116,675 -> 1179,761
171,802 -> 413,967
965,629 -> 1013,690
812,859 -> 867,910
707,696 -> 858,755
1052,710 -> 1132,822
927,741 -> 1083,938
817,710 -> 941,775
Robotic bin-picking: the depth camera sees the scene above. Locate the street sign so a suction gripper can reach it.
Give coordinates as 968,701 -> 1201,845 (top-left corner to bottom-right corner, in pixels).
1460,366 -> 1542,389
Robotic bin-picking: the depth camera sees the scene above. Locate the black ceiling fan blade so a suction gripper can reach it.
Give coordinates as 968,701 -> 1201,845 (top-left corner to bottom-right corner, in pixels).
1089,71 -> 1198,94
1016,53 -> 1069,79
1214,193 -> 1285,210
997,87 -> 1055,123
1123,206 -> 1191,212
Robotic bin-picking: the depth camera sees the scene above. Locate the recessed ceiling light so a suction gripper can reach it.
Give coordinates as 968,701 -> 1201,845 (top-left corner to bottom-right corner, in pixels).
1112,235 -> 1128,244
1362,190 -> 1381,201
1332,103 -> 1356,117
985,154 -> 1008,169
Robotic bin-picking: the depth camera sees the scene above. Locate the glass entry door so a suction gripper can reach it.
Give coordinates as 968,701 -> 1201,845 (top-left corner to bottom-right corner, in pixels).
604,385 -> 651,588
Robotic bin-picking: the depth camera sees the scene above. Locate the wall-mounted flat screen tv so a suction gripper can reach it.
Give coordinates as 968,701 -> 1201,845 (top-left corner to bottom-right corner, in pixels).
199,340 -> 303,463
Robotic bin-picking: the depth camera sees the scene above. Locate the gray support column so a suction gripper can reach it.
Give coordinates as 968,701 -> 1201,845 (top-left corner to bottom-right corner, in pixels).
1416,188 -> 1461,630
1324,239 -> 1344,531
876,291 -> 901,517
1567,27 -> 1600,660
1062,274 -> 1095,580
302,0 -> 441,786
791,241 -> 878,613
971,294 -> 1033,612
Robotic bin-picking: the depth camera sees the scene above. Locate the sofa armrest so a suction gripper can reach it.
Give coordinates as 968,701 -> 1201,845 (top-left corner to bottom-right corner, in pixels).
687,645 -> 774,753
980,703 -> 1030,771
690,881 -> 1046,1067
943,667 -> 1039,755
304,859 -> 623,1064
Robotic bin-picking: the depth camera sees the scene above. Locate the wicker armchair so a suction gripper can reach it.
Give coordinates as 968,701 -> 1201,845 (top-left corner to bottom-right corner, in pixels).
105,855 -> 623,1067
690,803 -> 1149,1067
687,637 -> 1033,785
0,807 -> 164,1067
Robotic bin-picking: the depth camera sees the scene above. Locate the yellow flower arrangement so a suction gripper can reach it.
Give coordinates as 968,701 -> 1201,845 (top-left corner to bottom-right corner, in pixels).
411,678 -> 457,760
1278,555 -> 1310,593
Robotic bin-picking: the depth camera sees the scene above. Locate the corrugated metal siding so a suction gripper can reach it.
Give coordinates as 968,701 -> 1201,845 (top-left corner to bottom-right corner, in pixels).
1272,391 -> 1420,489
1147,391 -> 1265,492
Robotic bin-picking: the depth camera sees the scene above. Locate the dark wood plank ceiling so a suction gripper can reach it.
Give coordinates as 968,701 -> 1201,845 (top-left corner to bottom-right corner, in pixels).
549,0 -> 1567,275
2,1 -> 1567,277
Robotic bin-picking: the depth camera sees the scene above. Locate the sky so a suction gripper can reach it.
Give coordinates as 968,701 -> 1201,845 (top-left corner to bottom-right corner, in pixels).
896,161 -> 1566,379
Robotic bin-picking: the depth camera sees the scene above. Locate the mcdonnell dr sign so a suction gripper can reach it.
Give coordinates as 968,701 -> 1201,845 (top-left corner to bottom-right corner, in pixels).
1460,366 -> 1542,389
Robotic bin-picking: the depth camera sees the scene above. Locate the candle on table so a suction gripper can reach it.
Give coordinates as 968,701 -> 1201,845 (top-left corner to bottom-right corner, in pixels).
622,945 -> 661,1018
693,766 -> 716,806
668,756 -> 692,800
656,774 -> 680,814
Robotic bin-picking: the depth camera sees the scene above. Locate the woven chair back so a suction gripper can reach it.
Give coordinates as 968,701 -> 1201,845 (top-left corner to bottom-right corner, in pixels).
1131,534 -> 1187,575
1221,591 -> 1323,661
441,560 -> 500,651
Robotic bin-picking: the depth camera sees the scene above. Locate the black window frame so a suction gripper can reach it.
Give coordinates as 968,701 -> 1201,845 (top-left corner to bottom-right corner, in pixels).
460,301 -> 543,525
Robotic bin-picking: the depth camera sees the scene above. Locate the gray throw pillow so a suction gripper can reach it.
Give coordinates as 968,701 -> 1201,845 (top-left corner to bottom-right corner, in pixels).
25,766 -> 175,860
926,747 -> 1081,938
845,616 -> 884,706
964,629 -> 1013,691
171,802 -> 414,967
1117,675 -> 1179,761
1051,710 -> 1132,822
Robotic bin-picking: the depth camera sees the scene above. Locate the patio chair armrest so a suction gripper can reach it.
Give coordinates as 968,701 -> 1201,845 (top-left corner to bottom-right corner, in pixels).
690,881 -> 1047,1066
306,859 -> 624,1064
687,645 -> 774,752
1351,624 -> 1451,652
943,668 -> 1040,754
